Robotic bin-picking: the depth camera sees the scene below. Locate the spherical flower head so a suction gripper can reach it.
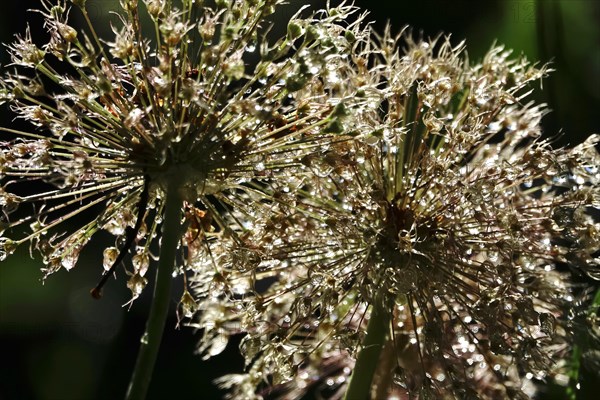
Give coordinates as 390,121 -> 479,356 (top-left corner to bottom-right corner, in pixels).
0,0 -> 367,303
212,30 -> 600,399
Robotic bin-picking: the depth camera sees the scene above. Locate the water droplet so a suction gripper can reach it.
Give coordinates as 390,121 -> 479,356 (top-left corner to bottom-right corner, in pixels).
553,174 -> 567,185
61,246 -> 81,270
179,290 -> 198,318
127,273 -> 147,296
140,332 -> 149,345
132,252 -> 149,276
103,247 -> 118,271
254,162 -> 266,172
0,238 -> 16,261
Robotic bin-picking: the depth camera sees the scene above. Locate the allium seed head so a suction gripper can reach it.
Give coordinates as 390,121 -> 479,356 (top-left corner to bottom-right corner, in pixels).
0,0 -> 368,302
209,29 -> 600,399
2,1 -> 597,398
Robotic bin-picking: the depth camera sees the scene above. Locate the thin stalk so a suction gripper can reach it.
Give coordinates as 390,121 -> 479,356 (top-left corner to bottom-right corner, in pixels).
344,297 -> 390,400
567,288 -> 600,400
126,182 -> 183,400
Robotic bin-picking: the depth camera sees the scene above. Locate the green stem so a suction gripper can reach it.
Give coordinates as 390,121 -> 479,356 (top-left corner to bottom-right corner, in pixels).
344,298 -> 390,400
568,288 -> 600,400
126,183 -> 183,400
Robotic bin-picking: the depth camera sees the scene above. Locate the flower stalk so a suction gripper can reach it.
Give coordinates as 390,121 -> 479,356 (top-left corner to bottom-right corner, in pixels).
344,295 -> 390,400
126,181 -> 184,400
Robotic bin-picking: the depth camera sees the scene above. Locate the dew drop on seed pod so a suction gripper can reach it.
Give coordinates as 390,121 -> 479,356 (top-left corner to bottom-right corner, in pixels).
0,238 -> 16,261
181,303 -> 196,318
103,247 -> 118,271
127,273 -> 147,296
104,218 -> 126,235
179,291 -> 198,318
61,246 -> 81,270
254,162 -> 266,172
132,252 -> 149,276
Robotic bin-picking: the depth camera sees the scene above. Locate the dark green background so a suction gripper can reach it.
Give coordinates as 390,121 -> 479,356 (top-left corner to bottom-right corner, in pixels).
1,1 -> 598,399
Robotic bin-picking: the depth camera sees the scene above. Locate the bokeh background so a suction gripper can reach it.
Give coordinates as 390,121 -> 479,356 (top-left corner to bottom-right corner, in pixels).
1,1 -> 598,399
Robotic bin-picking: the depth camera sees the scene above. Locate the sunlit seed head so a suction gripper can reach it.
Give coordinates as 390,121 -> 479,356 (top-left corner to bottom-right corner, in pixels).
1,0 -> 367,303
207,24 -> 599,400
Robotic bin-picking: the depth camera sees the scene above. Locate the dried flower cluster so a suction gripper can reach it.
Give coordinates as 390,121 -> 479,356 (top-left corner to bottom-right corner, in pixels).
1,1 -> 598,399
196,22 -> 600,400
0,0 -> 363,304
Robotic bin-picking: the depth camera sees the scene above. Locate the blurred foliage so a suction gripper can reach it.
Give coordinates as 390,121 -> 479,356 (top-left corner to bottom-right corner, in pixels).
0,1 -> 597,399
